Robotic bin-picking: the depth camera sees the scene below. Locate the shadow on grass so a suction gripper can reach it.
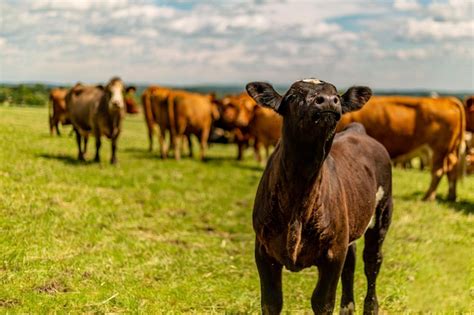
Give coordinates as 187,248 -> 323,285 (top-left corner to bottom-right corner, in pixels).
438,199 -> 474,215
398,191 -> 474,215
37,153 -> 93,165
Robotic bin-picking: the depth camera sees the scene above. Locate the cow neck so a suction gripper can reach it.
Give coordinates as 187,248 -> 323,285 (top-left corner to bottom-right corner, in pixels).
278,125 -> 334,217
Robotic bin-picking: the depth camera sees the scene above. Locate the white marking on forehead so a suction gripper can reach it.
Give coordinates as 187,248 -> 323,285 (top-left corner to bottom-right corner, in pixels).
375,186 -> 384,207
301,78 -> 323,85
109,85 -> 125,108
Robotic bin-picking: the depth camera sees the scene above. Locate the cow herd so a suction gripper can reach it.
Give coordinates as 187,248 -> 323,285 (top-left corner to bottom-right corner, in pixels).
46,76 -> 472,313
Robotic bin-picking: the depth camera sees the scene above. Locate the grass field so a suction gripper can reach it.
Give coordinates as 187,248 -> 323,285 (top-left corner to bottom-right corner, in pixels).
0,106 -> 473,313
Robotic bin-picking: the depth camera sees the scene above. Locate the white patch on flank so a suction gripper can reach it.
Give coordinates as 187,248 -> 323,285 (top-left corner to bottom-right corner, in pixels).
375,186 -> 384,207
367,215 -> 376,230
301,78 -> 322,84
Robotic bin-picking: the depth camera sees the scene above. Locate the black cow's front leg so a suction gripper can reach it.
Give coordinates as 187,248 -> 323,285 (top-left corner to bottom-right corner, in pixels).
311,252 -> 346,314
110,136 -> 118,164
255,241 -> 283,315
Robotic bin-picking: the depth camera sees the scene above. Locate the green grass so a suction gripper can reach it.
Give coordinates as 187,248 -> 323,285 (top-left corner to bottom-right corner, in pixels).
0,106 -> 473,313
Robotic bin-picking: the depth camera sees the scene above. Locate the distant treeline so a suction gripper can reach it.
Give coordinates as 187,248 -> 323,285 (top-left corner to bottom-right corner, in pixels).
0,84 -> 53,107
0,83 -> 471,107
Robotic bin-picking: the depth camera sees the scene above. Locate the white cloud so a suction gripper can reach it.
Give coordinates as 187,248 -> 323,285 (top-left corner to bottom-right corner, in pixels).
394,0 -> 421,11
0,0 -> 472,90
406,18 -> 474,40
428,0 -> 474,21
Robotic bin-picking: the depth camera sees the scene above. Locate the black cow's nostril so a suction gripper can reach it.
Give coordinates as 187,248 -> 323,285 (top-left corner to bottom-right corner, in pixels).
333,97 -> 338,104
316,96 -> 325,104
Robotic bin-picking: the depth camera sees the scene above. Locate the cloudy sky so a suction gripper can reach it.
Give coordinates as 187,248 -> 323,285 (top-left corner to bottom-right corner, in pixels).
0,0 -> 473,90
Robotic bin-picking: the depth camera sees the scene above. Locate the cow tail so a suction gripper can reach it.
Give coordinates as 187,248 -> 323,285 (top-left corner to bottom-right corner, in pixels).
453,97 -> 466,180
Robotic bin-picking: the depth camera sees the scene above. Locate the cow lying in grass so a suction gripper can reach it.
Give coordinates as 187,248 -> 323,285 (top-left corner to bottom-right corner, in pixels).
246,79 -> 392,314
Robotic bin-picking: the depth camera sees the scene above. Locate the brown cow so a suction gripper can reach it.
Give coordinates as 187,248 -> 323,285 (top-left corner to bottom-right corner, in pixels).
337,96 -> 465,201
168,91 -> 219,160
66,77 -> 127,164
249,106 -> 282,163
465,95 -> 474,132
247,79 -> 392,314
141,85 -> 161,152
217,93 -> 282,162
48,88 -> 70,136
216,93 -> 256,160
125,86 -> 139,114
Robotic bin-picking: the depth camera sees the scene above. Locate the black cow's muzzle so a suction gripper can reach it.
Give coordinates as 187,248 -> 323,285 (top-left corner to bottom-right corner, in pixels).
313,110 -> 341,124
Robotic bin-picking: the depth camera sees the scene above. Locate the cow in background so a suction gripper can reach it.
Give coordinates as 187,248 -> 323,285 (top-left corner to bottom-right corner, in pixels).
465,95 -> 474,132
141,85 -> 160,152
337,96 -> 465,201
66,77 -> 127,164
125,86 -> 139,114
167,91 -> 219,160
48,88 -> 70,136
215,93 -> 255,160
216,93 -> 282,162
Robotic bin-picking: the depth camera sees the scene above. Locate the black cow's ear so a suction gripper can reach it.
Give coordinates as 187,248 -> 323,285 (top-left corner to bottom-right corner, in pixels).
341,86 -> 372,113
246,82 -> 283,113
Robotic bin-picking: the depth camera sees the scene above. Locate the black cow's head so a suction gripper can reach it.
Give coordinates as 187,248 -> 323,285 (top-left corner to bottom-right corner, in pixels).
246,79 -> 371,142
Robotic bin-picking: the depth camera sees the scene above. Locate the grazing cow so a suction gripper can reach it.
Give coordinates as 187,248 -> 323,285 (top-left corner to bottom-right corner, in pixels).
48,88 -> 70,136
125,86 -> 139,114
247,79 -> 392,314
337,96 -> 465,201
66,77 -> 127,164
465,96 -> 474,132
168,91 -> 219,160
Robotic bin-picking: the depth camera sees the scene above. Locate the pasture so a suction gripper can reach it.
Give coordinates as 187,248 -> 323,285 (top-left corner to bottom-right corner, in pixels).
0,106 -> 473,313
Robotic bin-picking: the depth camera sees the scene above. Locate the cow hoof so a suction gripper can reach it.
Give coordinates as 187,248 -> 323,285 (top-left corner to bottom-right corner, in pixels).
422,194 -> 435,202
340,302 -> 355,315
447,195 -> 456,202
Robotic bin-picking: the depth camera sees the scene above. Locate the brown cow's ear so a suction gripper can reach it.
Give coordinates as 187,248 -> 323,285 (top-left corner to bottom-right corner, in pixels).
96,85 -> 105,90
341,86 -> 372,113
246,82 -> 283,113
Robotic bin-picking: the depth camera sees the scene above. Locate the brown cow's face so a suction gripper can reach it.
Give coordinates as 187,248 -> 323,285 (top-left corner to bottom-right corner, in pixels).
246,79 -> 371,141
105,78 -> 126,112
219,95 -> 256,128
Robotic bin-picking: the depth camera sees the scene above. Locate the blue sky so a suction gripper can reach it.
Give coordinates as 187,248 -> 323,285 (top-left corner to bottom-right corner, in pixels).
0,0 -> 472,91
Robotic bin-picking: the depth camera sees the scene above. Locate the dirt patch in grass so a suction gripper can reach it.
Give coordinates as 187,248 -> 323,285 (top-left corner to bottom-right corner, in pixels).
0,298 -> 21,308
35,280 -> 69,294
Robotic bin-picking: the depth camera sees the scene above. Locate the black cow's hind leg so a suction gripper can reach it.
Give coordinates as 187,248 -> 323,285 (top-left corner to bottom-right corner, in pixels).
75,129 -> 84,161
363,196 -> 393,315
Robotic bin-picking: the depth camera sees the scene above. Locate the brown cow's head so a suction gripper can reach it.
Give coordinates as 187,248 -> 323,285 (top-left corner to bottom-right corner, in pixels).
103,77 -> 126,114
246,79 -> 371,142
217,94 -> 257,128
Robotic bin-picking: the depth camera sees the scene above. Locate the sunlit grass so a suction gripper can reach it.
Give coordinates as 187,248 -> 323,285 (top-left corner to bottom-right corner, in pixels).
0,106 -> 473,312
